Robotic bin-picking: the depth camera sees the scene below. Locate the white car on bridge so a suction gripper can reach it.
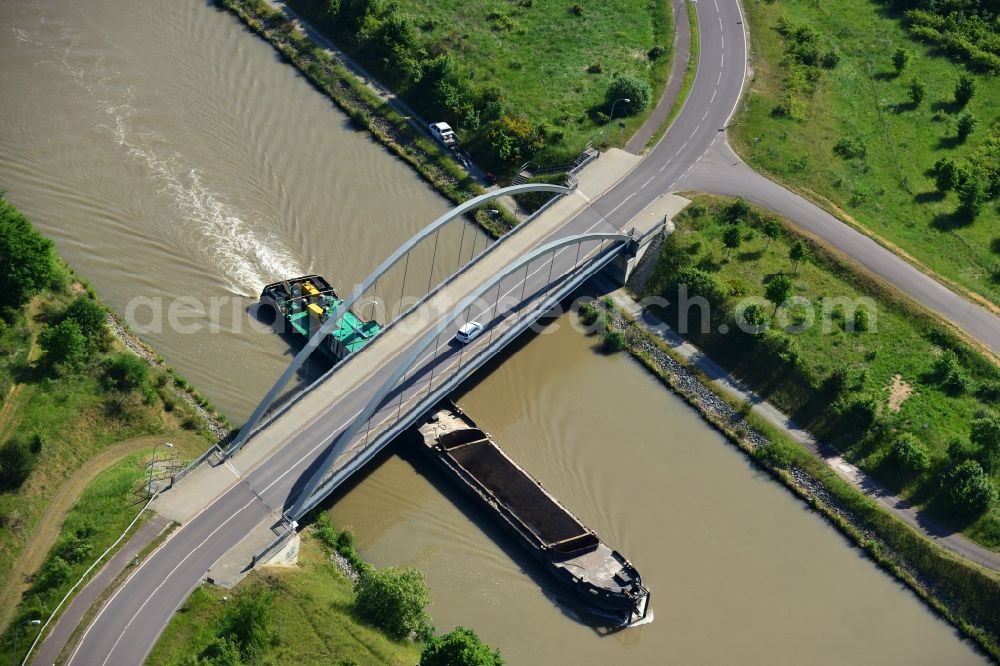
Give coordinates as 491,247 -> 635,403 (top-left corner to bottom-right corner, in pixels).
455,321 -> 484,344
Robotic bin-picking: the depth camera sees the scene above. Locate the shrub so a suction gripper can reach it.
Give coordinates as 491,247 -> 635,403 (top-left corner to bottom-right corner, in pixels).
888,433 -> 930,474
754,440 -> 797,468
833,137 -> 866,159
602,328 -> 627,353
675,268 -> 727,308
39,319 -> 87,368
102,352 -> 150,392
932,349 -> 961,380
970,415 -> 1000,472
941,460 -> 997,518
955,73 -> 976,106
892,47 -> 910,73
820,50 -> 840,68
216,587 -> 274,663
647,45 -> 665,60
977,381 -> 1000,403
420,627 -> 504,666
605,73 -> 651,115
586,62 -> 602,74
577,301 -> 600,326
908,77 -> 926,105
34,555 -> 71,593
354,566 -> 432,640
852,305 -> 870,333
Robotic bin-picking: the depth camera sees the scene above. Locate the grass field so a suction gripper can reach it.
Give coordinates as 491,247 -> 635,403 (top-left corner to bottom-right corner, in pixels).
730,0 -> 1000,307
287,0 -> 672,167
0,278 -> 217,661
644,195 -> 1000,546
148,531 -> 420,666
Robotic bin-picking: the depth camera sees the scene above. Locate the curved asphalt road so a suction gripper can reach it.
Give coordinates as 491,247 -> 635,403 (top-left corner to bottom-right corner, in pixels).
61,1 -> 1000,663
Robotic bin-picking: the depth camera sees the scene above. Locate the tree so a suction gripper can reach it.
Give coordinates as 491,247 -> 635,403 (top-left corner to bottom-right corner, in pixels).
723,225 -> 743,257
908,77 -> 926,106
761,218 -> 782,250
39,319 -> 87,368
354,566 -> 432,640
930,157 -> 960,192
0,436 -> 37,490
0,197 -> 58,310
605,73 -> 651,115
957,176 -> 985,220
970,415 -> 1000,472
892,47 -> 910,73
954,73 -> 976,106
326,0 -> 342,21
956,112 -> 977,142
724,198 -> 752,223
765,275 -> 794,313
788,240 -> 809,274
420,627 -> 504,666
63,295 -> 107,343
738,302 -> 770,335
888,433 -> 930,474
941,460 -> 997,518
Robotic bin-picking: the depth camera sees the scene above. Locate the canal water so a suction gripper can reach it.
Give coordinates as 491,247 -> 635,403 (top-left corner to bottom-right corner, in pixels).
0,0 -> 986,663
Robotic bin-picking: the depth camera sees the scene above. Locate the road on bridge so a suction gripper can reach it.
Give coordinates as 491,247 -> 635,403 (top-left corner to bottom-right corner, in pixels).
60,1 -> 1000,664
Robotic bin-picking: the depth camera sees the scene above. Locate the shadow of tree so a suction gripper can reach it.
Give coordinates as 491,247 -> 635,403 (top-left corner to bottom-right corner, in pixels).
931,210 -> 974,230
914,190 -> 945,204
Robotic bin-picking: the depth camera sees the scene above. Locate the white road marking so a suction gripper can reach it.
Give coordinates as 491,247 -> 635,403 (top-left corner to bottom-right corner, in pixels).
711,88 -> 717,104
641,176 -> 654,189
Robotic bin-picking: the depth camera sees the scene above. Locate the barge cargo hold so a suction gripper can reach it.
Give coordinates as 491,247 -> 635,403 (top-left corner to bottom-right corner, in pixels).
259,275 -> 380,362
417,404 -> 651,627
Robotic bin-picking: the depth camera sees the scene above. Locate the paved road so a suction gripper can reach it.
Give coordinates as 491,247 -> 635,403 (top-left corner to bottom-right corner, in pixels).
62,0 -> 1000,663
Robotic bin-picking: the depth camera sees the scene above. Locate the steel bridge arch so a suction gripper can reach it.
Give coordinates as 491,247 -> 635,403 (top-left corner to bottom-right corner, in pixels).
229,182 -> 575,454
287,230 -> 630,520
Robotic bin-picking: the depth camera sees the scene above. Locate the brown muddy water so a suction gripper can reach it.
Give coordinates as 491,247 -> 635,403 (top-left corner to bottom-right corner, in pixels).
0,0 -> 987,663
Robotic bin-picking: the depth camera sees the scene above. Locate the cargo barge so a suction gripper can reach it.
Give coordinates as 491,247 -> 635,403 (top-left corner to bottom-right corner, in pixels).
417,404 -> 651,627
259,275 -> 380,361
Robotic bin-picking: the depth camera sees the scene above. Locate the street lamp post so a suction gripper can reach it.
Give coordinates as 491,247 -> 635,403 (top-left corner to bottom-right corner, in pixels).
607,98 -> 631,132
148,442 -> 173,497
12,620 -> 40,666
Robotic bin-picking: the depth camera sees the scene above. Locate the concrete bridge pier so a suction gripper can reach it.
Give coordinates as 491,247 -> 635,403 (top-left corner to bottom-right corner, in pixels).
603,193 -> 689,288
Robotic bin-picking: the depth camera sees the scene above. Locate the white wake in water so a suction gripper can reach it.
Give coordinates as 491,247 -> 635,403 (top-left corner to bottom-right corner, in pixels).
13,23 -> 304,296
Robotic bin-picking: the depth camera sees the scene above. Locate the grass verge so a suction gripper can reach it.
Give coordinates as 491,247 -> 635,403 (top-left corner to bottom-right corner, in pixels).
730,0 -> 1000,309
148,530 -> 421,666
643,0 -> 700,151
